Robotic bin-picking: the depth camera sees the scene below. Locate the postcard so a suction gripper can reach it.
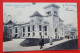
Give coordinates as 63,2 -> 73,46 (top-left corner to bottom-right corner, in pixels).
3,3 -> 78,52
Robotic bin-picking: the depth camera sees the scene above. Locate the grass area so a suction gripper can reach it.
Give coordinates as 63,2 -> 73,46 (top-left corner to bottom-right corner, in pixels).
20,38 -> 62,47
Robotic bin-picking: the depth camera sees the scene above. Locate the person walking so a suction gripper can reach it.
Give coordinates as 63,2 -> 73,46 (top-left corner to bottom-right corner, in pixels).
39,36 -> 44,49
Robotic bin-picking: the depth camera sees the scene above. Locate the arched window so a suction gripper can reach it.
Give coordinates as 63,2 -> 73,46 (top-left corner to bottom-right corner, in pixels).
39,25 -> 42,31
15,27 -> 17,33
55,28 -> 58,32
44,26 -> 47,31
28,26 -> 30,32
23,27 -> 25,32
32,25 -> 34,31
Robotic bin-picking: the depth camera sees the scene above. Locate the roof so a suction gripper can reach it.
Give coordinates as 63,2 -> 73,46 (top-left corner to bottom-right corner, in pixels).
13,21 -> 31,26
53,15 -> 64,22
23,22 -> 30,25
30,11 -> 44,17
44,4 -> 60,9
6,20 -> 14,25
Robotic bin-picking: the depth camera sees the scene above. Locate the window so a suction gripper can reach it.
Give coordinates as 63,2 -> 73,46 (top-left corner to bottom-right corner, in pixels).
45,32 -> 47,35
39,25 -> 42,31
15,27 -> 17,33
33,25 -> 34,31
54,11 -> 57,15
58,36 -> 59,39
23,27 -> 25,32
23,34 -> 25,37
28,33 -> 30,36
28,26 -> 30,32
39,32 -> 42,36
55,28 -> 57,32
15,34 -> 17,38
46,11 -> 51,15
44,26 -> 47,31
33,32 -> 35,36
55,36 -> 57,39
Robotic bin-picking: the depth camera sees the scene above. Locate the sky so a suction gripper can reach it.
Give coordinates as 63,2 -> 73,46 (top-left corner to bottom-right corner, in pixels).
3,3 -> 77,27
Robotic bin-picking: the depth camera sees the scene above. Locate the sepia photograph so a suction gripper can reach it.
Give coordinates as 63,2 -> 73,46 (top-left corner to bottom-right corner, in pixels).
3,3 -> 78,52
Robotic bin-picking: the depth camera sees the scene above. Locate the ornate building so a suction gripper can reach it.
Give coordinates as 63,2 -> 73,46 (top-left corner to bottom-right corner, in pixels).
44,4 -> 64,39
3,4 -> 64,39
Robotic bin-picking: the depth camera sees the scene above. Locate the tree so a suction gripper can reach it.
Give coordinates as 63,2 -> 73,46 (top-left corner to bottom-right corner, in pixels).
3,26 -> 9,38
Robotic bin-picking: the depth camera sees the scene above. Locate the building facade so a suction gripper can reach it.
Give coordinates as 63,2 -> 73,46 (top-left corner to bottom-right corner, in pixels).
44,4 -> 64,39
64,24 -> 78,39
3,4 -> 64,39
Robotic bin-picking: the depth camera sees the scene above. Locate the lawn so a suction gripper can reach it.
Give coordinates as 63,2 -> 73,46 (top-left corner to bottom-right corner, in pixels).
20,38 -> 62,47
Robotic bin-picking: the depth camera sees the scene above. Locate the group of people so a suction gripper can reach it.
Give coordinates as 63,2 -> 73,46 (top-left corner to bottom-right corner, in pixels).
39,36 -> 53,49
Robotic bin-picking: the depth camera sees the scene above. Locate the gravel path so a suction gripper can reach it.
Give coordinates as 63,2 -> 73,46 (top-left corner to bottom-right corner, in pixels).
3,39 -> 71,52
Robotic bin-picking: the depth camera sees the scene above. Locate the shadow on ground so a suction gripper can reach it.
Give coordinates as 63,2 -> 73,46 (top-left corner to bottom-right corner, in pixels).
44,39 -> 78,50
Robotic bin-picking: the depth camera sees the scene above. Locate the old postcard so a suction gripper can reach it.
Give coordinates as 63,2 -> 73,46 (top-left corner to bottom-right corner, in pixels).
3,3 -> 78,52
